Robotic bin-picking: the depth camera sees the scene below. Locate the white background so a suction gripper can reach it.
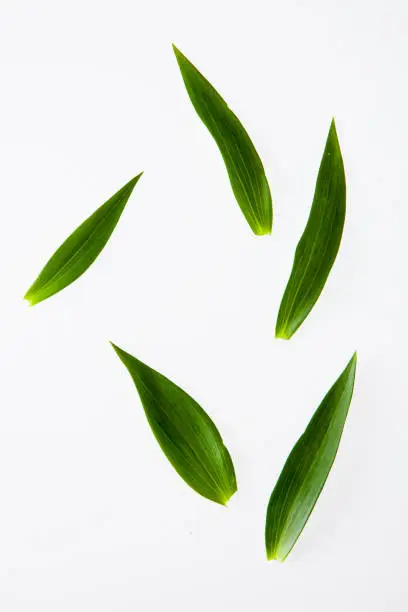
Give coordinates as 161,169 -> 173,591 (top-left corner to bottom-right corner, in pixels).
0,0 -> 406,609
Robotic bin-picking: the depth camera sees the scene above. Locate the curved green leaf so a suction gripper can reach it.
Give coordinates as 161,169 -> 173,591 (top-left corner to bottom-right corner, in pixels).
111,343 -> 237,505
24,174 -> 142,306
265,353 -> 357,562
275,120 -> 346,339
173,45 -> 272,236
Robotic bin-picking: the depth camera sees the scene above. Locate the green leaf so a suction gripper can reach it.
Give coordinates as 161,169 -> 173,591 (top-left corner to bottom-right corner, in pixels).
265,353 -> 357,562
24,174 -> 142,306
173,45 -> 272,236
275,120 -> 346,339
111,343 -> 237,505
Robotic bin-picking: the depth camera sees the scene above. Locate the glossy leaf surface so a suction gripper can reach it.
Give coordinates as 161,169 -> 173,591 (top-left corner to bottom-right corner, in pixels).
265,353 -> 357,562
24,174 -> 142,306
111,343 -> 237,505
173,45 -> 272,235
275,120 -> 346,339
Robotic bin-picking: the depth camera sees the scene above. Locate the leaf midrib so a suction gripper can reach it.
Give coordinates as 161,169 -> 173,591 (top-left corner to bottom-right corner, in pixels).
274,377 -> 350,557
27,201 -> 121,299
136,375 -> 230,501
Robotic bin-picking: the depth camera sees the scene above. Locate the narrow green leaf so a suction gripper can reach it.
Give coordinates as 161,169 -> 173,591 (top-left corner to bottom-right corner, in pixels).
173,45 -> 272,236
111,343 -> 237,505
275,120 -> 346,339
265,353 -> 357,562
24,174 -> 142,306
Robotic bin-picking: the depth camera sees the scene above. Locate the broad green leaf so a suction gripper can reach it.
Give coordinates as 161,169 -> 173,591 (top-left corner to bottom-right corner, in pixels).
111,343 -> 237,505
275,120 -> 346,339
24,174 -> 142,306
265,353 -> 357,562
173,45 -> 272,236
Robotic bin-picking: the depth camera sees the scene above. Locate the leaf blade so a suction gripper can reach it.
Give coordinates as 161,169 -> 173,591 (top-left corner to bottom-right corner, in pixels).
173,45 -> 272,236
111,343 -> 237,505
275,120 -> 346,339
265,353 -> 357,562
24,173 -> 142,306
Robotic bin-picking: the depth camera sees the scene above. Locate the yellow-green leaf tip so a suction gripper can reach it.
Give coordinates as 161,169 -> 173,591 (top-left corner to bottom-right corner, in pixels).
24,293 -> 34,307
266,550 -> 286,563
220,487 -> 237,507
275,326 -> 291,340
254,225 -> 272,237
275,333 -> 289,340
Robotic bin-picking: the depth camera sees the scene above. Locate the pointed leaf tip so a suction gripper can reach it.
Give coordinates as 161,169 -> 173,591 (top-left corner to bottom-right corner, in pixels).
109,340 -> 119,353
23,294 -> 34,306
